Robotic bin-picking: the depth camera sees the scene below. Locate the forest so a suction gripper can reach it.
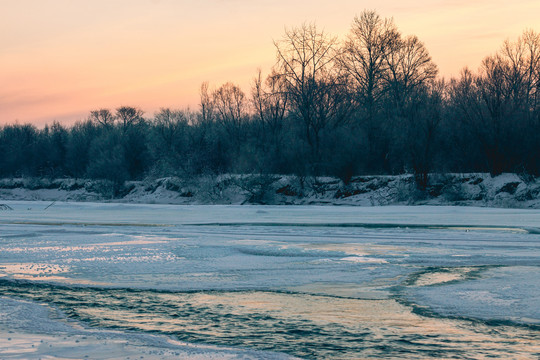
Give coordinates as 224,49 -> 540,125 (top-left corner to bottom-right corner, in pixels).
2,11 -> 540,188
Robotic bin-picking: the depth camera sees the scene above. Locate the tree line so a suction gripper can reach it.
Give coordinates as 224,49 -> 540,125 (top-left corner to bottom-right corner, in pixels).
2,11 -> 540,187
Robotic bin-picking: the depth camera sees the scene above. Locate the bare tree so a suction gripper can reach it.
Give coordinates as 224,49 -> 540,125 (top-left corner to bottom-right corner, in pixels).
151,108 -> 189,174
379,33 -> 439,182
384,35 -> 438,113
251,68 -> 288,147
465,30 -> 540,174
339,10 -> 400,121
153,108 -> 187,150
274,23 -> 351,165
500,29 -> 540,115
212,82 -> 248,142
522,30 -> 540,112
199,81 -> 215,123
116,106 -> 144,132
409,79 -> 446,187
477,55 -> 512,121
89,109 -> 115,127
449,68 -> 484,123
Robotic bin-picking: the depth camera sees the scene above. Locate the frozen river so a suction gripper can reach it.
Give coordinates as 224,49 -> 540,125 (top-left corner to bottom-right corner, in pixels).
0,202 -> 539,359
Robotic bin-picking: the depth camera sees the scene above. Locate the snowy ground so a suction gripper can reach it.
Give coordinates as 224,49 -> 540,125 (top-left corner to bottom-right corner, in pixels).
1,173 -> 539,208
0,202 -> 539,359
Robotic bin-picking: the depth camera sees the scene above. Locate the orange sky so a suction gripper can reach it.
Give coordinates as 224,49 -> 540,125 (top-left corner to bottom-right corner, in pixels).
1,0 -> 539,126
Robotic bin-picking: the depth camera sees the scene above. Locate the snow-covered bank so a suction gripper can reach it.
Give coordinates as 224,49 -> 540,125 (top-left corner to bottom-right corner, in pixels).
0,173 -> 539,208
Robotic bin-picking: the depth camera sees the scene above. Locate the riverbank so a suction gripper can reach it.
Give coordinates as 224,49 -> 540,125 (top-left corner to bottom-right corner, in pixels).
0,173 -> 538,208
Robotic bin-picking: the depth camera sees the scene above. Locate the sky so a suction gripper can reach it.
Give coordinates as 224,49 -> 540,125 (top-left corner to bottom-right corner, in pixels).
1,0 -> 539,126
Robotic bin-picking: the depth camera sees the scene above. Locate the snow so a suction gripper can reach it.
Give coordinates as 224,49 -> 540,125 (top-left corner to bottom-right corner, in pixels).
1,200 -> 540,228
1,173 -> 539,208
0,201 -> 539,358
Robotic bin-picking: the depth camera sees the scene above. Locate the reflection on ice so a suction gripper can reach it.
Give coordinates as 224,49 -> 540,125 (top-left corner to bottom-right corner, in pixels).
339,256 -> 387,263
1,283 -> 539,359
0,263 -> 69,276
0,296 -> 287,360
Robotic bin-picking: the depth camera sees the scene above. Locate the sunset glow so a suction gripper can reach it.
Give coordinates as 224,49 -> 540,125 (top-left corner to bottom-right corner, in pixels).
2,0 -> 539,126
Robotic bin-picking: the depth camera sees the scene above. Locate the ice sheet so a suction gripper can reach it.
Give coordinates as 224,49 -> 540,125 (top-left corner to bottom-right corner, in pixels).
0,201 -> 539,359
